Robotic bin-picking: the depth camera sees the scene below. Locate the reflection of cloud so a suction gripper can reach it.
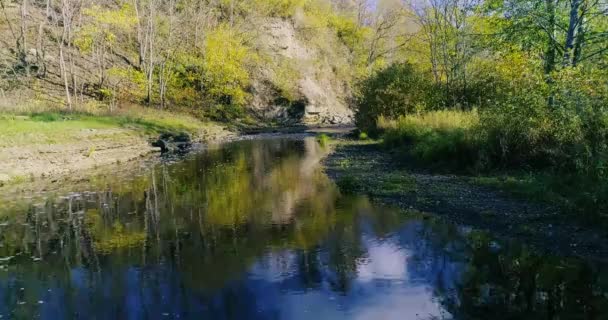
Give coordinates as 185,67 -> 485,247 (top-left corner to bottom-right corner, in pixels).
349,237 -> 448,320
276,283 -> 447,320
249,251 -> 298,283
246,235 -> 449,320
349,285 -> 448,320
357,239 -> 408,282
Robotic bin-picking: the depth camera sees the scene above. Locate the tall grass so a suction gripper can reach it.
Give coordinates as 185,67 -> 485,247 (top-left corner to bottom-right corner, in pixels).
379,110 -> 481,169
377,109 -> 608,223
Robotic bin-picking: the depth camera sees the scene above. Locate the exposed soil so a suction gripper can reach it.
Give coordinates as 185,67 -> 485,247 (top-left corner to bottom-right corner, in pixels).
0,126 -> 236,192
323,139 -> 608,262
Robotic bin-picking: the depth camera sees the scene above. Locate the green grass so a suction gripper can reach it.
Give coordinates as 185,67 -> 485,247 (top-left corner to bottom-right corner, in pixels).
0,115 -> 122,147
473,173 -> 608,224
0,107 -> 221,148
375,110 -> 608,224
336,174 -> 360,194
375,171 -> 417,196
316,133 -> 331,147
378,110 -> 480,170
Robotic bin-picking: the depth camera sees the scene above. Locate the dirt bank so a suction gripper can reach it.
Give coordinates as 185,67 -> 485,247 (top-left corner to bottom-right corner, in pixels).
323,139 -> 608,261
0,123 -> 235,190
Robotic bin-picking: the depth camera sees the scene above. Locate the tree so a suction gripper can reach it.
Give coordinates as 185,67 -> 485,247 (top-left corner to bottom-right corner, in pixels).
57,0 -> 83,109
409,0 -> 481,107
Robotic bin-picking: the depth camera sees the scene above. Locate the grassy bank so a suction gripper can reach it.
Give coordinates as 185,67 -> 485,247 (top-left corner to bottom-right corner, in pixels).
0,105 -> 232,187
376,110 -> 608,224
0,106 -> 229,148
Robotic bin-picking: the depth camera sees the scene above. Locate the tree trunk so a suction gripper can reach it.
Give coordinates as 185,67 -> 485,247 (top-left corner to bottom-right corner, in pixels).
572,7 -> 587,67
19,0 -> 29,73
59,41 -> 72,110
563,0 -> 582,66
36,21 -> 47,77
46,0 -> 51,19
59,0 -> 72,110
544,0 -> 557,74
230,0 -> 234,27
133,0 -> 146,69
146,1 -> 155,106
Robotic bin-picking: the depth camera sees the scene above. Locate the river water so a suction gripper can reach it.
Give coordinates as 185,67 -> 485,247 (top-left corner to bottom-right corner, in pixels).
0,137 -> 607,319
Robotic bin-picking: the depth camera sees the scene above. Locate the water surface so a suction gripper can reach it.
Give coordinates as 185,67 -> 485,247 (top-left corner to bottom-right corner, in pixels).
1,137 -> 607,319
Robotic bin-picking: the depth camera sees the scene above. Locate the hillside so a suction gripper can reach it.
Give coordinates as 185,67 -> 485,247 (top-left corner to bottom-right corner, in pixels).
0,0 -> 367,125
1,0 -> 404,184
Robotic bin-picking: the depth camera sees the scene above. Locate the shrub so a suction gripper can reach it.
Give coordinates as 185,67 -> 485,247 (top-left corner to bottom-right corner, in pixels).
355,63 -> 434,135
201,24 -> 253,120
477,66 -> 608,175
239,0 -> 306,18
316,133 -> 330,147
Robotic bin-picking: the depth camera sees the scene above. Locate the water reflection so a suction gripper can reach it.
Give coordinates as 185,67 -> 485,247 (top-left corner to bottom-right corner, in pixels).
0,137 -> 607,319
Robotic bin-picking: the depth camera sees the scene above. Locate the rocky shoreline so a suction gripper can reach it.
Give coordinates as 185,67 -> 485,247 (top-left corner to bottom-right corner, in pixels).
322,139 -> 608,262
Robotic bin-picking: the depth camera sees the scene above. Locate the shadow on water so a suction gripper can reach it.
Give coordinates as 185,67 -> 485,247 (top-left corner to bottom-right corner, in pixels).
0,137 -> 607,319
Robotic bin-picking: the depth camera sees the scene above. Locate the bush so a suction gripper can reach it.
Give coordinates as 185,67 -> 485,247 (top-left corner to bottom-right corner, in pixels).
201,24 -> 253,120
379,69 -> 608,176
355,63 -> 434,135
478,66 -> 608,176
316,133 -> 330,147
239,0 -> 305,18
370,54 -> 608,179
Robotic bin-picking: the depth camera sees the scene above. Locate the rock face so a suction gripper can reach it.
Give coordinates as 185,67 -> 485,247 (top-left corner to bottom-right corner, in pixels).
250,18 -> 354,126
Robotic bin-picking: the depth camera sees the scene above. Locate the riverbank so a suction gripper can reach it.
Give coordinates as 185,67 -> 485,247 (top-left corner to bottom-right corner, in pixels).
323,138 -> 608,261
0,107 -> 234,188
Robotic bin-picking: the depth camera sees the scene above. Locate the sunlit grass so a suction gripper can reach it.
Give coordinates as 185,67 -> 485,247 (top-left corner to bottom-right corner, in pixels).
0,115 -> 122,148
0,105 -> 222,148
378,110 -> 480,169
378,109 -> 479,134
316,133 -> 331,147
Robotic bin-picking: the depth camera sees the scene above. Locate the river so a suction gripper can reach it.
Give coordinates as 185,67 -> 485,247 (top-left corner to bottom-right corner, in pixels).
0,136 -> 607,319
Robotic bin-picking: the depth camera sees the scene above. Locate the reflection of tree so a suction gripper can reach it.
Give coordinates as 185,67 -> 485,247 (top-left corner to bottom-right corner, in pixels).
3,138 -> 607,319
432,229 -> 608,319
0,138 -> 370,317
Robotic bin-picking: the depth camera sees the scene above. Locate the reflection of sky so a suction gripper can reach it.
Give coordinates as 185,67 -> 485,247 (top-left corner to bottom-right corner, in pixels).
245,222 -> 456,320
0,217 -> 459,320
